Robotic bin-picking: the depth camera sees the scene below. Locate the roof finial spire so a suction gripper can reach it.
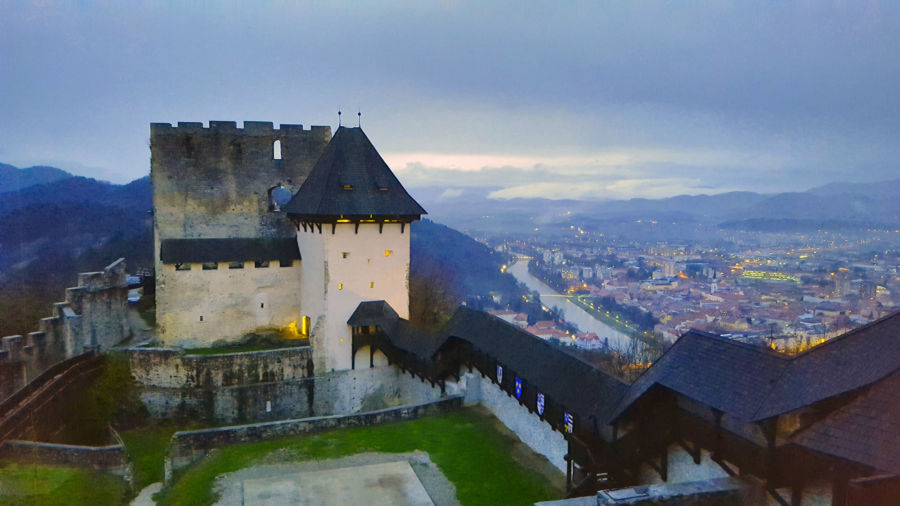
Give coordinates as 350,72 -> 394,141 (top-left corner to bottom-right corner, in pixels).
338,108 -> 342,127
357,109 -> 361,128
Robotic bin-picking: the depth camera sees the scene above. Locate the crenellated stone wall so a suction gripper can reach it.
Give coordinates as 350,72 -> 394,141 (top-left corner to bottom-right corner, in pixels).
0,259 -> 129,403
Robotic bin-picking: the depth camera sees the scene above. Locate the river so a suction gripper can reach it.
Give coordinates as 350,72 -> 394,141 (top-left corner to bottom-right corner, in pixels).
507,259 -> 636,350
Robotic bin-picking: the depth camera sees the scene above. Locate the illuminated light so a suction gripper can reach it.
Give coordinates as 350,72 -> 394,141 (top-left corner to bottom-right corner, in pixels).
300,315 -> 310,337
337,219 -> 351,223
384,250 -> 393,257
338,283 -> 343,290
370,282 -> 374,288
340,337 -> 343,342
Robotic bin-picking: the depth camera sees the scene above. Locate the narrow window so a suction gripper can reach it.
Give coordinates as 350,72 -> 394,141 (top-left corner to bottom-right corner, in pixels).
202,262 -> 218,270
342,252 -> 350,259
254,260 -> 270,268
199,315 -> 204,322
175,263 -> 190,271
384,250 -> 393,257
280,259 -> 293,267
370,282 -> 374,288
343,184 -> 353,190
338,283 -> 343,290
260,302 -> 265,309
228,261 -> 244,269
273,139 -> 282,160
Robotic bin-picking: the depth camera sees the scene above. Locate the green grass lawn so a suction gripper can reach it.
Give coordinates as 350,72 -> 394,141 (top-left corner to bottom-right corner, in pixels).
0,461 -> 129,506
157,408 -> 564,506
120,424 -> 183,490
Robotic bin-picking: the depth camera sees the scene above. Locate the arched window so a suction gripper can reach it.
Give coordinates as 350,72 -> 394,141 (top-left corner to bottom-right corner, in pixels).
273,139 -> 282,160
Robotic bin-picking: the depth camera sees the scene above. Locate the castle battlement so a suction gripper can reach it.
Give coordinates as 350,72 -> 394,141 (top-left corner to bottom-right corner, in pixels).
0,259 -> 130,403
150,121 -> 330,139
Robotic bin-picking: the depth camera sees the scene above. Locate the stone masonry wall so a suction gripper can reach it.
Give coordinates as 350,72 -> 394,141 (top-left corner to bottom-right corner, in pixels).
0,440 -> 131,479
165,395 -> 463,479
150,121 -> 330,243
151,121 -> 330,346
128,348 -> 446,425
0,259 -> 129,403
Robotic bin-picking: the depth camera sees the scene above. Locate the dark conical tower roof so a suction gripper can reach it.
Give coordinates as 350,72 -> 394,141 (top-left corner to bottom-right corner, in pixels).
284,127 -> 426,221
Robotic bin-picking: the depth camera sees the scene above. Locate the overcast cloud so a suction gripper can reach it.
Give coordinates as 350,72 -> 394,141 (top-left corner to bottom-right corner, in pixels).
1,1 -> 897,199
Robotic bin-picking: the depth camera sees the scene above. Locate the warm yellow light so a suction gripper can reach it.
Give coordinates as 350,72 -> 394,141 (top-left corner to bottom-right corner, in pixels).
337,219 -> 351,223
384,250 -> 392,257
338,283 -> 343,290
370,282 -> 374,288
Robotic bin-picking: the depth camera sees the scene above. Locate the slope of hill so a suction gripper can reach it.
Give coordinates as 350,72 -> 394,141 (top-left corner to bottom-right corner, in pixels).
0,163 -> 73,193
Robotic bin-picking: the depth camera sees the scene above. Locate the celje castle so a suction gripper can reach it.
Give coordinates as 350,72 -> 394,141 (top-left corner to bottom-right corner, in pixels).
151,122 -> 423,372
1,119 -> 897,505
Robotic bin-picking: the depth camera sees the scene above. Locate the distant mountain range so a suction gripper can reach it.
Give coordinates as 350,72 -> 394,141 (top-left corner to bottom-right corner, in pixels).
412,179 -> 900,235
0,163 -> 74,193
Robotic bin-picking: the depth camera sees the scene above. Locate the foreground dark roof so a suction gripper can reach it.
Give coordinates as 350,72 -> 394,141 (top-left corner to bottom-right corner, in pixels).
285,127 -> 426,220
445,307 -> 629,421
608,331 -> 790,422
159,238 -> 300,264
791,369 -> 900,474
347,300 -> 399,327
610,311 -> 900,423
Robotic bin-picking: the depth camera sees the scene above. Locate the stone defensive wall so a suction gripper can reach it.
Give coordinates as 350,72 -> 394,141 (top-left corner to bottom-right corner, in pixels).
0,259 -> 129,403
0,439 -> 131,479
150,121 -> 331,242
165,395 -> 463,479
126,347 -> 448,425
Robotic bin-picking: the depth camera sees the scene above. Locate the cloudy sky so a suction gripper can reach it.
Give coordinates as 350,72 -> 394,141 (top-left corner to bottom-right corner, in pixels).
1,1 -> 898,200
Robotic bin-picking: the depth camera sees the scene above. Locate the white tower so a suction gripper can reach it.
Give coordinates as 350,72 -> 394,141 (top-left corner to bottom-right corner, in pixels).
285,127 -> 425,372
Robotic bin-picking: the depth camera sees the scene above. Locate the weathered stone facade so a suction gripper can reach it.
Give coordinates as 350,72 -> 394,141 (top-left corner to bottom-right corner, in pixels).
127,347 -> 446,425
0,259 -> 129,403
151,121 -> 330,345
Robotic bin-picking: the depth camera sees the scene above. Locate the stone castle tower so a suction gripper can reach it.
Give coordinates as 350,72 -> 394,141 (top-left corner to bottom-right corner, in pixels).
285,127 -> 426,372
150,121 -> 424,371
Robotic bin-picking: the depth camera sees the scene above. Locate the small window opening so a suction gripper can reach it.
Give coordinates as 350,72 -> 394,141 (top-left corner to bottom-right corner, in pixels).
228,261 -> 244,269
343,184 -> 353,190
384,250 -> 393,257
260,302 -> 265,309
202,262 -> 218,270
199,315 -> 204,322
342,252 -> 350,259
338,283 -> 343,290
254,260 -> 270,268
175,263 -> 190,271
378,186 -> 388,191
370,282 -> 374,288
280,259 -> 293,267
273,139 -> 282,160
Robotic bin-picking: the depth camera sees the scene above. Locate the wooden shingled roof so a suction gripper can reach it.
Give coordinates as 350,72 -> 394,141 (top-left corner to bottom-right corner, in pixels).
609,311 -> 900,423
285,127 -> 426,221
789,369 -> 900,474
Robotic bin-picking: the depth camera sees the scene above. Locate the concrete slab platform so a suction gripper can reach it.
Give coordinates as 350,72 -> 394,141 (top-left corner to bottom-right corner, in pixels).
239,461 -> 433,506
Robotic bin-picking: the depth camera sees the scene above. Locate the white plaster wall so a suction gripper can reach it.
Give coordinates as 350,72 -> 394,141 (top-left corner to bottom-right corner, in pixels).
353,346 -> 389,368
299,222 -> 410,372
637,444 -> 730,485
157,260 -> 302,347
313,365 -> 444,415
456,371 -> 568,473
